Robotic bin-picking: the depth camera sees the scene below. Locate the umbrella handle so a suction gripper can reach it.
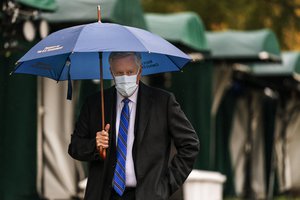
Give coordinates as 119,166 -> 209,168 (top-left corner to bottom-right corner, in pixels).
99,146 -> 106,159
99,52 -> 106,160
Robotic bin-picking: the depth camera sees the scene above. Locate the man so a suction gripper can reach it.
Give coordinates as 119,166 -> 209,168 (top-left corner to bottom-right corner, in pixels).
68,52 -> 199,200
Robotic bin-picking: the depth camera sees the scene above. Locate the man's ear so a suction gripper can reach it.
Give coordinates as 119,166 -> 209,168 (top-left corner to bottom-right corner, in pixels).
110,67 -> 115,82
137,65 -> 142,83
110,67 -> 114,76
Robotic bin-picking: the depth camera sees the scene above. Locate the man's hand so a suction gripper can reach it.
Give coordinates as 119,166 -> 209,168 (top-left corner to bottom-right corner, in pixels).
96,124 -> 110,150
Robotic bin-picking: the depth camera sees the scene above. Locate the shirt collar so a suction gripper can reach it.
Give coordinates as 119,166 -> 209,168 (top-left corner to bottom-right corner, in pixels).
116,86 -> 139,105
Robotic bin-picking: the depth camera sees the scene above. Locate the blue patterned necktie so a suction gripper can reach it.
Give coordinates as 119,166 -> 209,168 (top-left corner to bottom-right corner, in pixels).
113,98 -> 130,196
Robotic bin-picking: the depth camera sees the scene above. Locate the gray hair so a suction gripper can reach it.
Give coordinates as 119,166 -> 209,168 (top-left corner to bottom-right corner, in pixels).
109,52 -> 142,67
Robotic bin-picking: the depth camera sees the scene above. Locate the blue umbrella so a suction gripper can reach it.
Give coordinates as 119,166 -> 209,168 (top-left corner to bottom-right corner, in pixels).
14,22 -> 190,80
12,7 -> 191,158
14,22 -> 190,102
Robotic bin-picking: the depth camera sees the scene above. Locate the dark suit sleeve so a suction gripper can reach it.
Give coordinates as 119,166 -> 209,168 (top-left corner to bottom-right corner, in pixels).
68,98 -> 101,161
164,93 -> 200,195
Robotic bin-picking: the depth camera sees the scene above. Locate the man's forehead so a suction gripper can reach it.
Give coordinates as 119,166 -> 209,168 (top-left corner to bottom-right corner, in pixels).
112,55 -> 135,64
111,62 -> 138,72
112,65 -> 137,70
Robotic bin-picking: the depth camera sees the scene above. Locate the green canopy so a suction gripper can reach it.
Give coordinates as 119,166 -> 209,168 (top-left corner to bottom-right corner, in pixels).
206,29 -> 281,62
42,0 -> 147,29
252,52 -> 300,77
145,12 -> 208,52
17,0 -> 57,11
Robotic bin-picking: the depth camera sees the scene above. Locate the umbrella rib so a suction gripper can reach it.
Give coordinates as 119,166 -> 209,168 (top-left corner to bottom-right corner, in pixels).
11,62 -> 23,75
57,26 -> 87,82
123,26 -> 150,53
123,27 -> 188,71
166,55 -> 183,71
69,24 -> 87,53
57,53 -> 72,82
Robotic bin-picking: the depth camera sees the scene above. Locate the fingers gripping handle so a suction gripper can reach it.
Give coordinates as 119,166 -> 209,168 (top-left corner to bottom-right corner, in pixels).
99,124 -> 110,159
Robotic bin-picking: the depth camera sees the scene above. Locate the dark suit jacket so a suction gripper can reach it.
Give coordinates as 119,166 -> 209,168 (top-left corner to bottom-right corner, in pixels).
68,82 -> 200,200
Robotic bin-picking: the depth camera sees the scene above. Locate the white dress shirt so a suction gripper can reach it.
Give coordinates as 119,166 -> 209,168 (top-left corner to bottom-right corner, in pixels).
115,88 -> 138,187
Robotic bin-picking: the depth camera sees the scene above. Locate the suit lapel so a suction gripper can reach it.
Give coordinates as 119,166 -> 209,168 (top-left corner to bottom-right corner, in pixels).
134,82 -> 152,147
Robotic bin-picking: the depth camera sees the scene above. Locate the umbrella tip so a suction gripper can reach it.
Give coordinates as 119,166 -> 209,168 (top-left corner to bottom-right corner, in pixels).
97,5 -> 101,23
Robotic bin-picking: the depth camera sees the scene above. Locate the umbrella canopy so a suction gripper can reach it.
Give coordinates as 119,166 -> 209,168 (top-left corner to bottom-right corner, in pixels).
14,22 -> 190,81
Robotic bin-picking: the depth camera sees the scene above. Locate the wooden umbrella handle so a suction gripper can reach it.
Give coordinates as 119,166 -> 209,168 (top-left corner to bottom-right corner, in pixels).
99,52 -> 106,160
99,146 -> 106,159
97,6 -> 105,159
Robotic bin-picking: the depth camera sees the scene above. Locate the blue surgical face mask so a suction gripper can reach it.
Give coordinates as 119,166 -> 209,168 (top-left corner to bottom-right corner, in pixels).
113,68 -> 140,97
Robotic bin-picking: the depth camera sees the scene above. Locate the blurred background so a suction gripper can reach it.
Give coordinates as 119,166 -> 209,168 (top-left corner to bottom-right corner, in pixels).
1,0 -> 300,199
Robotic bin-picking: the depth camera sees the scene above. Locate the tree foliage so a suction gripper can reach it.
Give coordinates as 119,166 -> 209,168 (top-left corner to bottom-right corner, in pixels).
142,0 -> 300,50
